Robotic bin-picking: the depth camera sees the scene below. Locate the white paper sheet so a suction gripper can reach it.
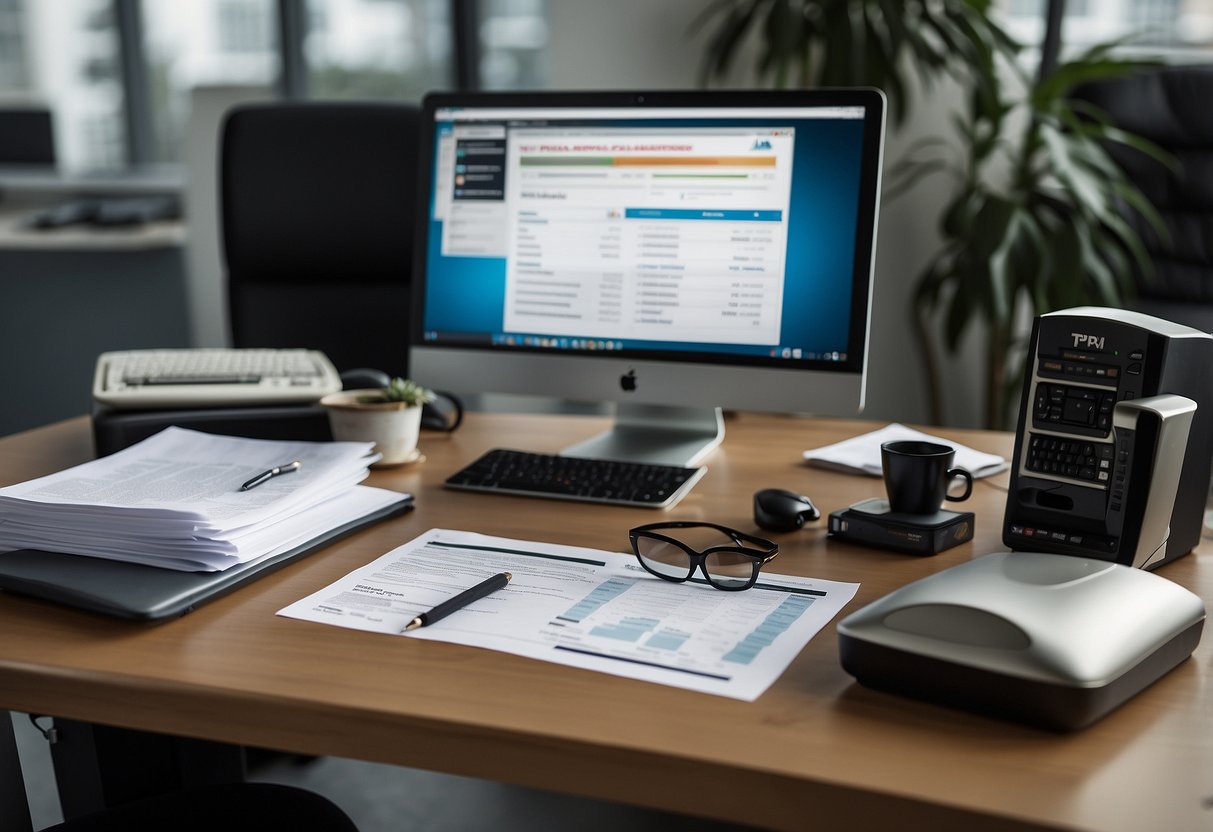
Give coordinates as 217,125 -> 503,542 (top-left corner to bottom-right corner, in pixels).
803,423 -> 1008,479
277,529 -> 860,701
0,486 -> 408,571
0,426 -> 378,528
0,427 -> 400,570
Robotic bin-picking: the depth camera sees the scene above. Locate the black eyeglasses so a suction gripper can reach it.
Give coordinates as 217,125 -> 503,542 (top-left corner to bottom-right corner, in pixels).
629,522 -> 779,591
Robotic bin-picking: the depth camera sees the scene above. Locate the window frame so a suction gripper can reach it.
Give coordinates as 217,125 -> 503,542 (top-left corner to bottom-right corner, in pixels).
110,0 -> 482,166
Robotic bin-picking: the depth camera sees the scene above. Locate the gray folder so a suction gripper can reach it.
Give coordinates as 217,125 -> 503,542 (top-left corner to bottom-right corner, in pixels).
0,497 -> 412,620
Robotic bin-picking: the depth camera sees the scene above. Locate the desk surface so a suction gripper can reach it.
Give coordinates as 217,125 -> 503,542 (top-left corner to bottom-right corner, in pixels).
0,206 -> 184,251
0,413 -> 1208,832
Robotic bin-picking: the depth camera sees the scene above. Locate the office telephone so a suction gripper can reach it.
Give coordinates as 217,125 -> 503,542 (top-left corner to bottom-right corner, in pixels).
1003,307 -> 1213,570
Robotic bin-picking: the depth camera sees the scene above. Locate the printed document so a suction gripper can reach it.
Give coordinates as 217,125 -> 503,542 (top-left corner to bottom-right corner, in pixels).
0,427 -> 405,571
278,528 -> 859,700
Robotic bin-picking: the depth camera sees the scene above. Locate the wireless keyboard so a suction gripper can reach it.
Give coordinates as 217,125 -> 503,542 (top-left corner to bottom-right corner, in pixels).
444,449 -> 706,508
93,349 -> 342,410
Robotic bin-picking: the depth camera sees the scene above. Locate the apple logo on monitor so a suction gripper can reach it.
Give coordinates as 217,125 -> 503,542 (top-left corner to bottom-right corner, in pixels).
620,369 -> 637,392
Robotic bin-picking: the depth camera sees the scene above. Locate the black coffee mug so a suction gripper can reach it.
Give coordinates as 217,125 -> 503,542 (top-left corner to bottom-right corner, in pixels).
880,440 -> 973,515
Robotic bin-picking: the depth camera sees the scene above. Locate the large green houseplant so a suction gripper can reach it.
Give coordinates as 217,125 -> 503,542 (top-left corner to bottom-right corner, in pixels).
693,1 -> 1166,429
894,44 -> 1168,428
693,0 -> 1014,122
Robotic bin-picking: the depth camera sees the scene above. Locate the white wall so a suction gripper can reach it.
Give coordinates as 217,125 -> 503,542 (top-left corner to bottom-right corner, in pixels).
183,85 -> 275,348
548,3 -> 717,90
547,1 -> 981,427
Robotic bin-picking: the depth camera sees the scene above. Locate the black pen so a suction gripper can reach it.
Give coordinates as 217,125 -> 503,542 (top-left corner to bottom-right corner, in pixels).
403,572 -> 512,631
239,460 -> 302,491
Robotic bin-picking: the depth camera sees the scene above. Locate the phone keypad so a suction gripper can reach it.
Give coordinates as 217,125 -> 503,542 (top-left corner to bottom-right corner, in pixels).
1033,382 -> 1117,434
1026,434 -> 1113,483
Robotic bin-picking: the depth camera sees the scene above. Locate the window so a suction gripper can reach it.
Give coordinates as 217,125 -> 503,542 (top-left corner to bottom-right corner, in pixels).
0,0 -> 31,89
218,0 -> 272,53
140,0 -> 277,165
1062,0 -> 1212,50
479,0 -> 547,90
995,0 -> 1213,54
0,0 -> 551,171
1,0 -> 125,172
305,0 -> 452,101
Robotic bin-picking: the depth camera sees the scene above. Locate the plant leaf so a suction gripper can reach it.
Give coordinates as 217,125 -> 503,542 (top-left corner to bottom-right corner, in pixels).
944,273 -> 976,351
697,0 -> 765,85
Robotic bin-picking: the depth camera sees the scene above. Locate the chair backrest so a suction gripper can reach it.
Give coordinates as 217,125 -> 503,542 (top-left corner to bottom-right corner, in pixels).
0,107 -> 55,165
1073,65 -> 1213,312
220,102 -> 420,376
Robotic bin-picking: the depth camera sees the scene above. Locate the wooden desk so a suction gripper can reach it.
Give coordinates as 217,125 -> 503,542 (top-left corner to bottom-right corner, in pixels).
0,413 -> 1209,831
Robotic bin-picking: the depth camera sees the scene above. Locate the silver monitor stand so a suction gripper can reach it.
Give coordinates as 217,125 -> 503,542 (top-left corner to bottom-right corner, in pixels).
561,404 -> 724,468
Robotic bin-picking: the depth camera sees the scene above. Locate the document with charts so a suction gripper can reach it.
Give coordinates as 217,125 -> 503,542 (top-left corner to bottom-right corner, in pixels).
278,528 -> 859,700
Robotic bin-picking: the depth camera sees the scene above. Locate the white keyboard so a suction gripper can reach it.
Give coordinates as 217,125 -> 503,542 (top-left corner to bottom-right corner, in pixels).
93,349 -> 343,410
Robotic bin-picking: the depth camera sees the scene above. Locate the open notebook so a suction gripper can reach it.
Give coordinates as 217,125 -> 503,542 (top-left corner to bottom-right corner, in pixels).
803,423 -> 1008,479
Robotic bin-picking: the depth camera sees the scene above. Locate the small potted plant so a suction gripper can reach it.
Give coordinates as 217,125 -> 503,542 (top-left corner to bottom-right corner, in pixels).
320,378 -> 436,466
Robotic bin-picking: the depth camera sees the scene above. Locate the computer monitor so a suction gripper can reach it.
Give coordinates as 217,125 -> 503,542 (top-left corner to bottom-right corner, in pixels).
410,89 -> 886,466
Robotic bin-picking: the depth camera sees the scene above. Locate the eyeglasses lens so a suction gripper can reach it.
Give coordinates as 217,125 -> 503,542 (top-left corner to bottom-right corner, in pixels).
636,526 -> 761,589
704,551 -> 758,588
634,536 -> 693,580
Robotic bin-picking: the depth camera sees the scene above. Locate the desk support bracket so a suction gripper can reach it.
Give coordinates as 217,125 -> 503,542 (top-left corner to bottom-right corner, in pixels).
1,712 -> 33,832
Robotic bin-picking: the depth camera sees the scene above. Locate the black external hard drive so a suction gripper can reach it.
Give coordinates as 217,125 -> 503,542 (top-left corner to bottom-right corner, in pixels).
828,498 -> 974,555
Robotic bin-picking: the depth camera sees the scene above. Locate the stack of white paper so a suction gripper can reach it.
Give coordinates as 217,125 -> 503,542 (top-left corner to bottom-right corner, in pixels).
0,427 -> 409,571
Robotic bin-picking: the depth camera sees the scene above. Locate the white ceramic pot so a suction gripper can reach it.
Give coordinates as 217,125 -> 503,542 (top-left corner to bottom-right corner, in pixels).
320,389 -> 423,467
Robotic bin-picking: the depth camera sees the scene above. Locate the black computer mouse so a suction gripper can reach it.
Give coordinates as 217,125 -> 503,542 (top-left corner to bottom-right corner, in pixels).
753,488 -> 821,532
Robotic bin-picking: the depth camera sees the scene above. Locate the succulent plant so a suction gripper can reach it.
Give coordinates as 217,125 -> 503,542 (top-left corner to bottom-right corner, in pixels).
383,377 -> 435,407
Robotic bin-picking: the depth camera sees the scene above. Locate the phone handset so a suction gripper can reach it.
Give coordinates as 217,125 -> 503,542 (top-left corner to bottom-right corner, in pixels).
1110,394 -> 1197,569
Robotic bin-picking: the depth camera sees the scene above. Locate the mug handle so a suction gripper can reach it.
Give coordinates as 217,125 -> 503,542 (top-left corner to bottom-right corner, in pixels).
421,391 -> 465,433
945,468 -> 973,502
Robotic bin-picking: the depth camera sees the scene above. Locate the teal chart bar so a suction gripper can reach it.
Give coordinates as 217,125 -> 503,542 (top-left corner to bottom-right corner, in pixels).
556,577 -> 632,623
591,616 -> 660,642
722,595 -> 816,665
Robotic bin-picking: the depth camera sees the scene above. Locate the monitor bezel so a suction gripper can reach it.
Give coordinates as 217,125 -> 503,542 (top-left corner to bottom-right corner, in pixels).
409,88 -> 886,416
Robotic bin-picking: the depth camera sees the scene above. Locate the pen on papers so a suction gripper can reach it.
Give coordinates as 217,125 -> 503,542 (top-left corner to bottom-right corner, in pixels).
403,572 -> 512,631
239,460 -> 302,492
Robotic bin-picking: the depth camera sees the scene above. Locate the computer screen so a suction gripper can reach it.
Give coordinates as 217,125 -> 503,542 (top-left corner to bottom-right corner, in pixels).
411,90 -> 886,465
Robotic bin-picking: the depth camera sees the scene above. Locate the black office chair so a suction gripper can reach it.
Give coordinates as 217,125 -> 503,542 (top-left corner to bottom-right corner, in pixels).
220,101 -> 460,429
2,717 -> 357,832
220,101 -> 419,377
1073,64 -> 1213,332
0,108 -> 55,165
43,782 -> 359,832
